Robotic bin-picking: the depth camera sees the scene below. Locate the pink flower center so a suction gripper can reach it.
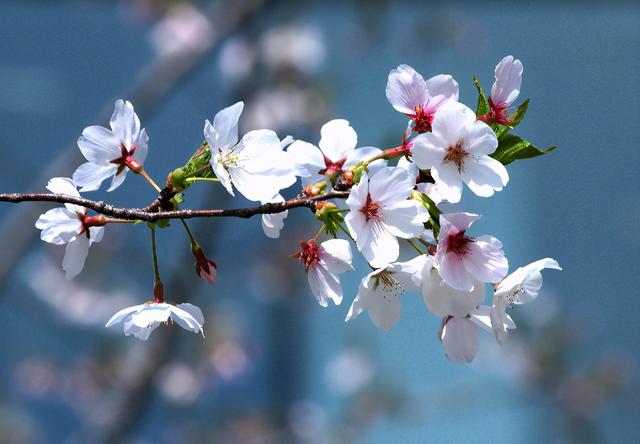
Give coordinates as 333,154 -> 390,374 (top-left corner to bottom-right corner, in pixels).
446,230 -> 474,256
110,143 -> 141,174
489,97 -> 511,125
297,240 -> 320,272
443,141 -> 468,171
407,106 -> 433,133
360,194 -> 383,222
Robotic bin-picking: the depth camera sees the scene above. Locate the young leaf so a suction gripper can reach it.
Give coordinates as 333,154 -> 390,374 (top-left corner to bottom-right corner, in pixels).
473,76 -> 490,116
491,134 -> 556,165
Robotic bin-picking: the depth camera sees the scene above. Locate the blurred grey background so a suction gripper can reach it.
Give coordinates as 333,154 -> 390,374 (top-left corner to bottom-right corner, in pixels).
0,1 -> 638,443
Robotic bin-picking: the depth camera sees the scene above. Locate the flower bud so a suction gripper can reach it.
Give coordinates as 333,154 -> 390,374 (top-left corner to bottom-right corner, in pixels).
192,244 -> 217,285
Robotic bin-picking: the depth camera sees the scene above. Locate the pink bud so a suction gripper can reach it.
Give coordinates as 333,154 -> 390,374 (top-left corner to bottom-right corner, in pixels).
193,245 -> 217,285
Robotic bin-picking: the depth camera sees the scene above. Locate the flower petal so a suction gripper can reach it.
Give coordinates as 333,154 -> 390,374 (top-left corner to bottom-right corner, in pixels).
287,140 -> 324,177
385,64 -> 428,114
63,235 -> 91,280
318,119 -> 357,161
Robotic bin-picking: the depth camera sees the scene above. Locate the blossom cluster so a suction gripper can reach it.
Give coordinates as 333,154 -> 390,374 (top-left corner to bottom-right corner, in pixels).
33,56 -> 560,363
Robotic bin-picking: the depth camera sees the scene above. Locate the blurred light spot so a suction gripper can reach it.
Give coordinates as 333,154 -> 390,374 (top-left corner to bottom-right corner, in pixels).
210,341 -> 249,381
260,24 -> 326,74
287,400 -> 327,441
150,4 -> 215,56
218,37 -> 256,84
157,362 -> 203,405
325,349 -> 374,395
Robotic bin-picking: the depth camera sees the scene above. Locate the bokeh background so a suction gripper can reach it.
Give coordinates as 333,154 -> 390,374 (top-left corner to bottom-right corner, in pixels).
0,1 -> 638,443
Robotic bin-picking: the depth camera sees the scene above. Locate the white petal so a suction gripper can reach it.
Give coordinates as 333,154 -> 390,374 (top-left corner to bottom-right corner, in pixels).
133,128 -> 149,165
464,121 -> 498,156
382,200 -> 429,239
46,177 -> 84,213
411,133 -> 446,170
63,235 -> 91,280
229,167 -> 281,202
431,162 -> 463,204
307,264 -> 343,307
388,254 -> 428,293
72,162 -> 118,193
89,226 -> 104,244
318,119 -> 357,161
463,240 -> 509,284
438,252 -> 475,292
77,126 -> 120,164
210,101 -> 243,150
423,265 -> 485,317
425,74 -> 459,102
170,304 -> 205,334
369,166 -> 414,204
491,56 -> 523,107
106,169 -> 128,192
35,208 -> 82,245
123,320 -> 159,341
346,273 -> 402,332
131,303 -> 172,328
360,222 -> 399,268
430,101 -> 476,146
287,140 -> 324,177
439,212 -> 481,236
105,304 -> 144,327
110,99 -> 141,148
345,171 -> 369,210
441,317 -> 479,364
319,239 -> 354,274
385,64 -> 428,114
462,156 -> 509,198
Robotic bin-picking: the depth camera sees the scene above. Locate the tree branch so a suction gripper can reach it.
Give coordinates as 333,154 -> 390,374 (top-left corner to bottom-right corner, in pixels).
0,191 -> 349,222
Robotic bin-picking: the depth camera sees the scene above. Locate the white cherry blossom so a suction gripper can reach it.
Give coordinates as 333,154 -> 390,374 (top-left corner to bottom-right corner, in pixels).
105,302 -> 204,341
490,55 -> 523,125
35,178 -> 105,280
346,255 -> 427,332
72,100 -> 148,192
439,306 -> 493,364
421,255 -> 485,318
205,101 -> 296,202
345,167 -> 429,268
411,101 -> 508,203
288,119 -> 385,188
435,212 -> 508,292
386,64 -> 459,133
397,156 -> 447,203
296,239 -> 354,307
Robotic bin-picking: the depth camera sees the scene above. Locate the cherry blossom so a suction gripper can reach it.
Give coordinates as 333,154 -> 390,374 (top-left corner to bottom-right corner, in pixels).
439,308 -> 491,364
488,258 -> 561,344
411,101 -> 508,203
35,178 -> 105,280
288,119 -> 384,188
205,101 -> 296,202
346,255 -> 427,332
345,167 -> 429,268
397,156 -> 447,203
72,100 -> 148,192
421,256 -> 485,318
295,239 -> 354,307
435,212 -> 508,292
386,64 -> 459,133
105,302 -> 204,341
490,55 -> 523,125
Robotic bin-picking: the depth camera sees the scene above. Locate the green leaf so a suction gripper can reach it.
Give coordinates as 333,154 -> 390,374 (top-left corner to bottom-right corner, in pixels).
411,190 -> 440,238
173,193 -> 184,204
473,76 -> 490,116
494,99 -> 529,139
155,218 -> 171,229
491,134 -> 556,165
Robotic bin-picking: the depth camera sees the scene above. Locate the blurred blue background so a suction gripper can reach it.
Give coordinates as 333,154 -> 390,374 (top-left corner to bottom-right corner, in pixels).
0,1 -> 638,443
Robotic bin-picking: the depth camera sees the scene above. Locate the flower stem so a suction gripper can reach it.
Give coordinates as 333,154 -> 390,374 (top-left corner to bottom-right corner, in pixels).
313,225 -> 325,240
180,218 -> 197,246
150,225 -> 161,284
104,218 -> 138,224
138,168 -> 162,193
184,177 -> 220,184
405,238 -> 425,255
335,222 -> 356,243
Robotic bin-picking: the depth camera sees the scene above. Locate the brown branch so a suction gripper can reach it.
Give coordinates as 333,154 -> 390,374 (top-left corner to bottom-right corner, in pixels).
0,191 -> 350,222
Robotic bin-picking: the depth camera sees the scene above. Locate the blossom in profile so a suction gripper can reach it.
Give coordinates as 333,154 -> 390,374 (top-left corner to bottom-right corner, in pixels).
192,245 -> 217,285
35,178 -> 105,280
412,101 -> 508,203
73,100 -> 149,192
346,255 -> 427,332
435,212 -> 508,292
489,55 -> 523,125
261,194 -> 287,239
386,64 -> 459,133
105,302 -> 204,341
345,167 -> 428,268
288,119 -> 384,188
206,101 -> 296,202
295,239 -> 354,307
439,310 -> 489,364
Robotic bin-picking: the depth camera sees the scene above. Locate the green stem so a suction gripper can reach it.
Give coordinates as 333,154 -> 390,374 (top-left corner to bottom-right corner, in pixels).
180,218 -> 197,246
184,177 -> 220,184
405,238 -> 425,255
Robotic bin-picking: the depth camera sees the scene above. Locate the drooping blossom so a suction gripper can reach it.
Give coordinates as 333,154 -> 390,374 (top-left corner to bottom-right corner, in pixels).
105,302 -> 204,341
295,239 -> 354,307
345,167 -> 429,268
35,178 -> 105,280
421,255 -> 485,318
288,119 -> 385,188
435,212 -> 508,292
489,55 -> 523,125
411,101 -> 508,203
261,194 -> 287,239
192,244 -> 217,285
346,255 -> 427,332
205,101 -> 296,202
386,64 -> 459,133
439,309 -> 490,364
489,258 -> 561,344
73,100 -> 148,192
